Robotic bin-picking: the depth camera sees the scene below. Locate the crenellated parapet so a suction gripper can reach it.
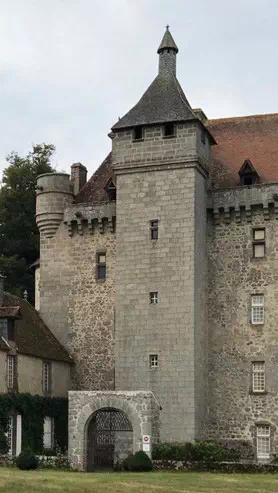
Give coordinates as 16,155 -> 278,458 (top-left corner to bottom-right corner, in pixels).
208,183 -> 278,224
63,202 -> 116,236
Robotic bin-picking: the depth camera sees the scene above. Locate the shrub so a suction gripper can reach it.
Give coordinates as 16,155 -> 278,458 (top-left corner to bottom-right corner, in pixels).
0,427 -> 8,455
16,448 -> 39,470
123,451 -> 153,472
152,441 -> 234,463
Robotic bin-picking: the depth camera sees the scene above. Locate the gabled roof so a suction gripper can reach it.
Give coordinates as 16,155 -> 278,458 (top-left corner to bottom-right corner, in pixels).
112,72 -> 196,130
208,113 -> 278,188
238,159 -> 259,177
2,293 -> 72,363
76,153 -> 113,204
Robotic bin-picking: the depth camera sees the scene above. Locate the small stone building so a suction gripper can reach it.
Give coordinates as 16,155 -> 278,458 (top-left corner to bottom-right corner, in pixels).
0,276 -> 72,456
35,27 -> 278,469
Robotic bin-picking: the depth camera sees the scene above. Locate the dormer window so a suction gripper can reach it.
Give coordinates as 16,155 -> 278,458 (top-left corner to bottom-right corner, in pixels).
105,178 -> 116,201
133,126 -> 143,141
164,123 -> 175,137
239,159 -> 259,186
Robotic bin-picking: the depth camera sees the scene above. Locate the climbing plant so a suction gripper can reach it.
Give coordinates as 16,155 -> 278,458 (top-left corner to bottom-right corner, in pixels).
0,393 -> 68,454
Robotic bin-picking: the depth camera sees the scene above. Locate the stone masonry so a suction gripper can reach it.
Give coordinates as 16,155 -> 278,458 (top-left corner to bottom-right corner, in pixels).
68,391 -> 160,471
35,27 -> 278,467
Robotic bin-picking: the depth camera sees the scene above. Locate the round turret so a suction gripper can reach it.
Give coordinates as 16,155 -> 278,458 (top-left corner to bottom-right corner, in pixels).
36,173 -> 74,238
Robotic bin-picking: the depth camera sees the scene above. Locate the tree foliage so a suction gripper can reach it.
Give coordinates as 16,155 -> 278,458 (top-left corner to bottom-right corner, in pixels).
0,144 -> 55,302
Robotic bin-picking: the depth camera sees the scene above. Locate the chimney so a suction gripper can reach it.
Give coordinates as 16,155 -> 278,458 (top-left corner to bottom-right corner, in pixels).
71,163 -> 87,195
0,275 -> 4,306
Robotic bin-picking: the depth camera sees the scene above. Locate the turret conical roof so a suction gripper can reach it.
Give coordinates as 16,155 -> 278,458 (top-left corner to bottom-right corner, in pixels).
157,25 -> 178,54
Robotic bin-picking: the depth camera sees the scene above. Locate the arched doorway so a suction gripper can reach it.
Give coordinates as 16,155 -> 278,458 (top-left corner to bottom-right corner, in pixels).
87,407 -> 133,471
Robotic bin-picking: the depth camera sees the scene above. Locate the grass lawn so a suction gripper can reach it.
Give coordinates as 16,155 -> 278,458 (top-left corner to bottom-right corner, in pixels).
0,468 -> 278,493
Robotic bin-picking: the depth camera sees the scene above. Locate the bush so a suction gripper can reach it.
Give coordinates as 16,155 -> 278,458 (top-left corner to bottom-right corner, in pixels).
123,451 -> 153,472
152,441 -> 235,463
16,448 -> 39,470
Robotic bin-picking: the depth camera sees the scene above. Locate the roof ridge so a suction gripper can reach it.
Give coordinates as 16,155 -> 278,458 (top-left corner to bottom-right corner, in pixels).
209,112 -> 278,123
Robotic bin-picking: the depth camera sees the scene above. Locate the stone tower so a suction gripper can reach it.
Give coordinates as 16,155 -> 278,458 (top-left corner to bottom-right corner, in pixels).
111,27 -> 215,442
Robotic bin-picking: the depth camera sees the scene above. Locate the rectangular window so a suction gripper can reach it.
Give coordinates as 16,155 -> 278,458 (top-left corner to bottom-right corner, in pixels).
251,295 -> 264,324
7,355 -> 15,390
150,354 -> 158,368
253,229 -> 265,258
7,416 -> 14,456
252,362 -> 265,392
7,320 -> 15,341
257,425 -> 270,459
133,126 -> 143,141
43,417 -> 53,449
150,220 -> 159,240
43,362 -> 51,393
164,123 -> 175,137
150,292 -> 158,304
97,253 -> 106,280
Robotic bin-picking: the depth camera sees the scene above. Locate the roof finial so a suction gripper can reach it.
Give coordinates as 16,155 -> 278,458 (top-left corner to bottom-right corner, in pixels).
157,26 -> 178,55
166,24 -> 170,31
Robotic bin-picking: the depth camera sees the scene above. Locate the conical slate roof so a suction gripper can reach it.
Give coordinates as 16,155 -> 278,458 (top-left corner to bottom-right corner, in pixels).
157,26 -> 178,53
112,71 -> 196,130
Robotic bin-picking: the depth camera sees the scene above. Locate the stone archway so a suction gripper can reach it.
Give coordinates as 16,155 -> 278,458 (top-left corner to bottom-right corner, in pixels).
68,390 -> 160,471
86,407 -> 133,471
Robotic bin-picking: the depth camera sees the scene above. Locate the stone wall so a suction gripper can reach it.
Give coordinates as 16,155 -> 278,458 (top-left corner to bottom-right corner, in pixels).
68,390 -> 160,471
39,219 -> 115,391
0,351 -> 71,397
114,165 -> 208,442
207,206 -> 278,456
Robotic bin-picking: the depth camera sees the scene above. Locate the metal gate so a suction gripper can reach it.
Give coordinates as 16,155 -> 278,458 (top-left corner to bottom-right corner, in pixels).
87,408 -> 133,471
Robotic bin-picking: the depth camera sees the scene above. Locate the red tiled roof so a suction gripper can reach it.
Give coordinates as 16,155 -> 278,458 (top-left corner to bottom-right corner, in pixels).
76,113 -> 278,200
208,113 -> 278,189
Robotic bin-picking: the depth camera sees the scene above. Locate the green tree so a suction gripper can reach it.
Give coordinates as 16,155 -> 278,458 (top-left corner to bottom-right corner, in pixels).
0,144 -> 55,302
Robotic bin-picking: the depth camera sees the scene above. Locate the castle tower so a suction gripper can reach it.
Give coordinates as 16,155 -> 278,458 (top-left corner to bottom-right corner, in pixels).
111,27 -> 215,442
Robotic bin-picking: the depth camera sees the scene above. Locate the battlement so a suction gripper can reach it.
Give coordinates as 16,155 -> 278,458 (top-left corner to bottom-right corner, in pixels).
208,182 -> 278,224
63,202 -> 116,236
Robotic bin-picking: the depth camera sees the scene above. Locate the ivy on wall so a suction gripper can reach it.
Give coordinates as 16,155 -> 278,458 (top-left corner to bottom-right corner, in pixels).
0,393 -> 68,454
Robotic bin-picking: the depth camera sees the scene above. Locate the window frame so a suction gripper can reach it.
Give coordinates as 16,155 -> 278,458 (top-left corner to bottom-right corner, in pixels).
7,355 -> 16,391
42,361 -> 51,394
149,354 -> 158,369
252,362 -> 266,393
163,123 -> 175,138
96,252 -> 107,281
256,424 -> 270,459
43,416 -> 54,450
150,292 -> 158,304
251,295 -> 264,325
253,228 -> 265,259
150,220 -> 159,240
133,126 -> 144,141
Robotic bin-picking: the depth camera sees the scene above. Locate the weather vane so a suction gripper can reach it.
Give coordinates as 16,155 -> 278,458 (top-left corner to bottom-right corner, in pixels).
166,24 -> 170,30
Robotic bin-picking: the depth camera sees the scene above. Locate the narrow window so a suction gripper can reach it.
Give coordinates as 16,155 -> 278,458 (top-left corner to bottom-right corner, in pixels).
257,425 -> 270,459
164,123 -> 175,137
43,417 -> 53,449
252,362 -> 265,392
150,220 -> 159,240
133,126 -> 143,141
7,320 -> 15,341
253,229 -> 265,258
251,295 -> 264,324
7,355 -> 15,390
0,319 -> 8,340
97,253 -> 106,280
201,128 -> 206,144
150,292 -> 158,304
7,416 -> 14,456
150,354 -> 158,368
42,362 -> 51,393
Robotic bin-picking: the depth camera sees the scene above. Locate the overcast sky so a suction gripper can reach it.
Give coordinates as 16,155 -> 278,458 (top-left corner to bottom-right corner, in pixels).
1,0 -> 278,179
